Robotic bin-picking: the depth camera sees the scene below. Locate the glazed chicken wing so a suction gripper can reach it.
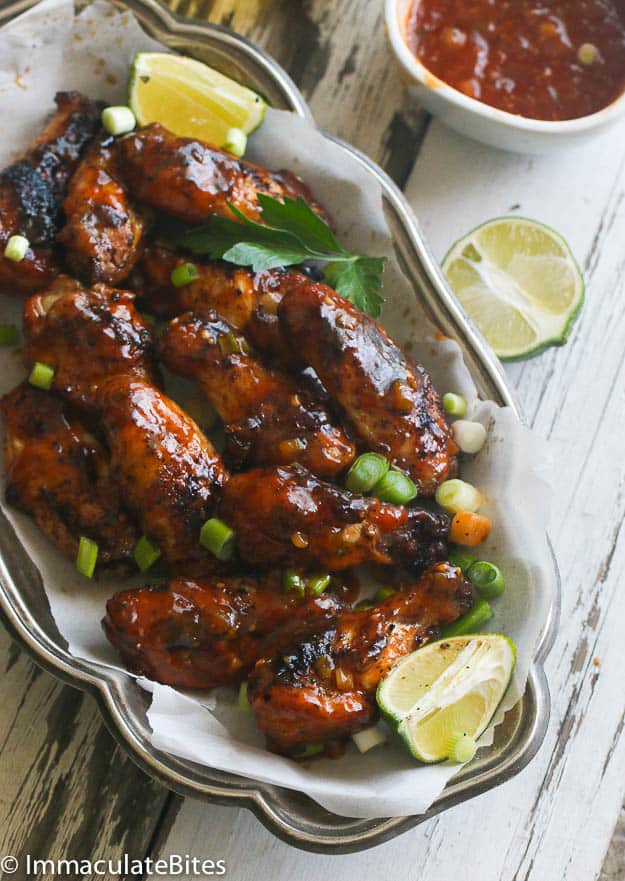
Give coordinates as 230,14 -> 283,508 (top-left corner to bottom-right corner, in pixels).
97,376 -> 228,565
58,135 -> 145,285
249,562 -> 473,754
220,465 -> 449,572
103,573 -> 352,689
23,275 -> 158,412
1,384 -> 137,565
279,279 -> 458,495
0,92 -> 102,295
118,123 -> 329,225
158,313 -> 355,476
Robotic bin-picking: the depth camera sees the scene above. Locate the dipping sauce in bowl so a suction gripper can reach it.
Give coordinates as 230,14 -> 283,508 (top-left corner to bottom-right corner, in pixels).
408,0 -> 625,121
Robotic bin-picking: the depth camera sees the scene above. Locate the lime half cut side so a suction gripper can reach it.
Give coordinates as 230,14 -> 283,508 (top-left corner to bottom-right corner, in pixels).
442,217 -> 584,360
129,52 -> 266,148
377,634 -> 516,763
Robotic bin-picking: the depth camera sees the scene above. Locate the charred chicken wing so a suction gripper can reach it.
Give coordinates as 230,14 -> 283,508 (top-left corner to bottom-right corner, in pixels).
0,92 -> 102,294
1,384 -> 137,564
220,464 -> 449,571
23,275 -> 158,412
118,123 -> 329,225
103,573 -> 351,689
279,279 -> 458,495
248,562 -> 473,754
158,313 -> 355,476
97,376 -> 228,565
59,135 -> 145,285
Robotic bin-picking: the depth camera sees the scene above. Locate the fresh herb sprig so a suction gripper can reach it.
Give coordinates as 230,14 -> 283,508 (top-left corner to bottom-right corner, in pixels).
177,194 -> 386,317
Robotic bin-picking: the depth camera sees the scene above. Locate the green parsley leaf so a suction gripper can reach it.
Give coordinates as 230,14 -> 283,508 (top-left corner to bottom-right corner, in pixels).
175,194 -> 386,317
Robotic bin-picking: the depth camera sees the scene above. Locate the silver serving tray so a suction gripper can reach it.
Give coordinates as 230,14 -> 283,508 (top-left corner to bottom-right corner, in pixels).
0,0 -> 560,853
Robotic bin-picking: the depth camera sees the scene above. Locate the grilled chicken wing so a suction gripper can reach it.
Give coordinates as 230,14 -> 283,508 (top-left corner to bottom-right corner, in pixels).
97,376 -> 228,565
249,562 -> 473,754
279,279 -> 458,495
58,135 -> 145,285
118,123 -> 329,225
23,275 -> 158,412
1,384 -> 137,564
103,573 -> 352,689
0,92 -> 102,294
158,313 -> 355,476
220,464 -> 449,571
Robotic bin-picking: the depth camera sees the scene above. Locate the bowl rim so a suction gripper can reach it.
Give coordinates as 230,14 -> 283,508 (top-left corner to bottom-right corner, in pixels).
385,0 -> 625,136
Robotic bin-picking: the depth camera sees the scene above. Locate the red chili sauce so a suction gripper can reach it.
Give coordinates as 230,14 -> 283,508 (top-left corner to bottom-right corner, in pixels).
408,0 -> 625,120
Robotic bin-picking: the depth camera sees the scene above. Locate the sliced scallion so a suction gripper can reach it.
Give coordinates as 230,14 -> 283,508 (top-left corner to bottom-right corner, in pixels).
171,262 -> 199,288
133,535 -> 161,572
200,517 -> 235,561
76,536 -> 98,578
373,469 -> 417,505
345,452 -> 389,494
28,361 -> 55,390
4,234 -> 29,262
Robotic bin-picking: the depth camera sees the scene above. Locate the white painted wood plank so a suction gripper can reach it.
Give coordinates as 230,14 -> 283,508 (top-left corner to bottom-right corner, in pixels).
149,96 -> 625,881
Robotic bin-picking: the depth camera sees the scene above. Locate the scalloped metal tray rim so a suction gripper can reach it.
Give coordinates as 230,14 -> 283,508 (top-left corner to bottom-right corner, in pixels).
0,0 -> 561,854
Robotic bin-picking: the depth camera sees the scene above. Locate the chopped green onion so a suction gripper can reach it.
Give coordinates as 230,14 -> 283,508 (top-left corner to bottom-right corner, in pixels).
133,535 -> 161,572
578,42 -> 599,64
293,742 -> 324,759
170,262 -> 199,288
373,469 -> 418,505
223,127 -> 248,158
452,420 -> 487,454
447,732 -> 477,764
238,681 -> 250,713
76,536 -> 98,578
374,585 -> 395,602
352,725 -> 387,754
218,330 -> 248,355
467,561 -> 505,599
0,323 -> 18,346
435,478 -> 481,514
200,517 -> 235,561
441,598 -> 493,638
309,574 -> 331,597
102,105 -> 136,136
448,548 -> 478,574
443,392 -> 467,417
345,452 -> 389,494
283,569 -> 306,596
28,361 -> 55,390
4,234 -> 29,262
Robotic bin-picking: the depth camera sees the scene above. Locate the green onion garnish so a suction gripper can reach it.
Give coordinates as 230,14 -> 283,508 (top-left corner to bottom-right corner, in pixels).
223,127 -> 247,158
171,262 -> 199,288
133,535 -> 161,572
447,732 -> 477,764
443,393 -> 467,417
283,569 -> 305,596
448,548 -> 478,574
373,469 -> 417,505
76,536 -> 98,578
238,681 -> 251,713
28,361 -> 55,390
308,574 -> 331,597
102,105 -> 136,136
200,517 -> 235,561
4,234 -> 29,262
0,324 -> 18,347
466,561 -> 505,599
374,585 -> 395,603
441,598 -> 493,638
345,452 -> 389,494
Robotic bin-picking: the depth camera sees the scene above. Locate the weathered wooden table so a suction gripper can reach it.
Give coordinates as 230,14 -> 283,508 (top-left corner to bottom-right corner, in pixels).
2,1 -> 625,878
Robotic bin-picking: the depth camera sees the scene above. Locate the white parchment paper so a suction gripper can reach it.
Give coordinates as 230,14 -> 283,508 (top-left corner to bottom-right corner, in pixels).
0,0 -> 556,818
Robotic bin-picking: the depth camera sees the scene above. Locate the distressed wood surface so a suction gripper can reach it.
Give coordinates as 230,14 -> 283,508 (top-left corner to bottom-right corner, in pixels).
1,1 -> 624,879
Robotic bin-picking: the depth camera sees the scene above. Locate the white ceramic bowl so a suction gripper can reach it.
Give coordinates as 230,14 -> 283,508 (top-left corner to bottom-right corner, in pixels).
385,0 -> 625,153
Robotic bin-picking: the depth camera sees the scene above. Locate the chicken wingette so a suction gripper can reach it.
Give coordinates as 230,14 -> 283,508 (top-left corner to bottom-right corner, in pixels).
103,573 -> 352,689
248,562 -> 473,755
219,464 -> 449,572
0,92 -> 102,294
158,313 -> 355,476
279,278 -> 459,495
58,135 -> 145,285
1,384 -> 137,565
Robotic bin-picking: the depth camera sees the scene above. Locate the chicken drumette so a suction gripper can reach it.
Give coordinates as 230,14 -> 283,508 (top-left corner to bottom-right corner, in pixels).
249,562 -> 473,754
1,384 -> 137,565
0,92 -> 102,294
158,312 -> 355,476
220,464 -> 449,572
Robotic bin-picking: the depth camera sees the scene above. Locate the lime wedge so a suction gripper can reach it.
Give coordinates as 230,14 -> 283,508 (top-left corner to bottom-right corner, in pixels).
442,217 -> 584,360
128,52 -> 266,148
377,634 -> 516,763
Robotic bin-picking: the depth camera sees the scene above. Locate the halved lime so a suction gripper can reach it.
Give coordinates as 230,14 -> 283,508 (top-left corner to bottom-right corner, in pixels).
442,217 -> 584,360
128,52 -> 266,148
377,634 -> 516,763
